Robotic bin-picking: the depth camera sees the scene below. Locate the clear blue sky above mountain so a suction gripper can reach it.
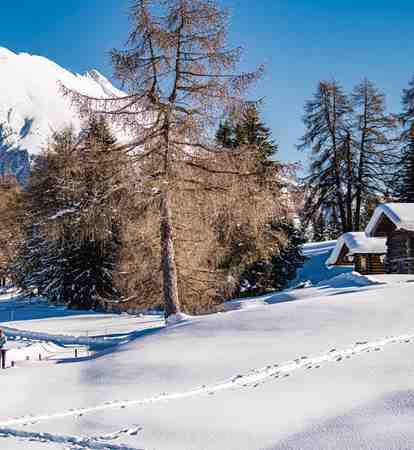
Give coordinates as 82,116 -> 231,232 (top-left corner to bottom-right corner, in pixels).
2,0 -> 414,168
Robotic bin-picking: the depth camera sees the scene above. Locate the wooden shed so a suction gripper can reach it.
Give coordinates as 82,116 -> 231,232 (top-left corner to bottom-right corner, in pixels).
365,203 -> 414,274
326,232 -> 387,275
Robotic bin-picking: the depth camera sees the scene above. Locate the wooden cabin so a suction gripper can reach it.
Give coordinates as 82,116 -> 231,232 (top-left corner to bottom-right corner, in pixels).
326,232 -> 387,275
365,203 -> 414,274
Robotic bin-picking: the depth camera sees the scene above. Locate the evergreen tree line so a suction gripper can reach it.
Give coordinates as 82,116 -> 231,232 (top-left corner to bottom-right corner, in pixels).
300,77 -> 414,240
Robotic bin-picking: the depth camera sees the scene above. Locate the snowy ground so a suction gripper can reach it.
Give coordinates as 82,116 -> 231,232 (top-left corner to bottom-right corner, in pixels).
2,243 -> 414,449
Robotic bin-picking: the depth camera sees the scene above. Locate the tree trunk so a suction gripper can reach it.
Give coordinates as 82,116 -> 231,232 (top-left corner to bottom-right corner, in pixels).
345,132 -> 354,232
329,91 -> 347,233
354,152 -> 364,231
354,85 -> 368,231
160,192 -> 181,318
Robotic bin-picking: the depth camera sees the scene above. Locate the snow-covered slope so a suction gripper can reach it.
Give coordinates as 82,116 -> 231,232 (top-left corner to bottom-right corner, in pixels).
2,272 -> 414,449
0,47 -> 123,183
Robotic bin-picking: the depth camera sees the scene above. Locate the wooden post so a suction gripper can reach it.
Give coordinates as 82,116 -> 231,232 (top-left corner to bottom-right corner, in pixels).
1,349 -> 6,369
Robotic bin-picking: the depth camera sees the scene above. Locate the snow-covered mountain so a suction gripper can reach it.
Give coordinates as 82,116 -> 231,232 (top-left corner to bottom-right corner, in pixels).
0,47 -> 123,183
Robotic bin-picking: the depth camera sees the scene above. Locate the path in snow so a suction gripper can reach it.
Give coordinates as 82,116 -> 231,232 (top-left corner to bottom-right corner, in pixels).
2,330 -> 414,430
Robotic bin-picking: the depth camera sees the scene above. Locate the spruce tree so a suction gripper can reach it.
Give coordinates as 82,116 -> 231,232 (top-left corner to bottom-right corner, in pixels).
17,121 -> 124,309
233,105 -> 278,161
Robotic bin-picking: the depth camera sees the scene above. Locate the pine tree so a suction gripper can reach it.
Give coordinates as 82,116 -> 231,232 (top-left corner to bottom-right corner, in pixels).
299,81 -> 353,234
17,121 -> 124,309
402,76 -> 414,132
351,79 -> 396,230
233,105 -> 278,161
65,118 -> 124,309
214,107 -> 305,297
396,76 -> 414,202
300,79 -> 396,236
0,175 -> 23,287
395,124 -> 414,202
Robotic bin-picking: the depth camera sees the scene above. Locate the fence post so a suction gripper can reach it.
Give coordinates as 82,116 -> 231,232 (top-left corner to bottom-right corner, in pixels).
1,349 -> 6,369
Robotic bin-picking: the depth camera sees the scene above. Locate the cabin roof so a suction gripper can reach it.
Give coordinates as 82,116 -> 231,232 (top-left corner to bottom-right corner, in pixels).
365,203 -> 414,237
326,232 -> 387,267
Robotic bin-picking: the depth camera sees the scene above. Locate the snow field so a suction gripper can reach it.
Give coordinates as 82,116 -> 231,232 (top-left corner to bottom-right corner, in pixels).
1,249 -> 414,448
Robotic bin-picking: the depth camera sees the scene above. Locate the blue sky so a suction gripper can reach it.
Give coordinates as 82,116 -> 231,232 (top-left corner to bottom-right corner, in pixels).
2,0 -> 414,167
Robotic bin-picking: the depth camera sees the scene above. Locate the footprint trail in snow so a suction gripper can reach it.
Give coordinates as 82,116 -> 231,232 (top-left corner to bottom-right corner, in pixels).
1,331 -> 413,429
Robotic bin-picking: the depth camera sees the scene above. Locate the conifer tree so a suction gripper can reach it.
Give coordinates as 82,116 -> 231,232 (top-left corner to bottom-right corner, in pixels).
16,129 -> 78,300
351,79 -> 396,230
300,79 -> 396,237
233,105 -> 278,161
17,121 -> 124,309
0,175 -> 23,287
402,76 -> 414,132
214,109 -> 304,296
299,81 -> 353,234
395,124 -> 414,202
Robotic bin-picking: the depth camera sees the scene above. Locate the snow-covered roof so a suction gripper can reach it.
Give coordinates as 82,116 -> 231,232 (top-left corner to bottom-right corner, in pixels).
365,203 -> 414,236
326,232 -> 387,267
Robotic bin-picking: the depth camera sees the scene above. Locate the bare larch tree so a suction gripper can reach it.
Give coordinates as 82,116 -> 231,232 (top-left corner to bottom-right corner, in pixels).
351,79 -> 396,231
299,80 -> 352,234
63,0 -> 263,317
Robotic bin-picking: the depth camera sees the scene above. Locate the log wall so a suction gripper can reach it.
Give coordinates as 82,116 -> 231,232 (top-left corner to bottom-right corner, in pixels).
385,230 -> 414,274
355,254 -> 385,275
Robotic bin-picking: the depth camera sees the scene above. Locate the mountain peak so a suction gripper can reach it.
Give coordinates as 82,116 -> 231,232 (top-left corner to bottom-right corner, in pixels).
0,47 -> 122,184
0,47 -> 17,59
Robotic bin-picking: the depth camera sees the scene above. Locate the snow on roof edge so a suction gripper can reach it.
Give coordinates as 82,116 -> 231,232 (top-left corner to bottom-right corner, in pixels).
326,232 -> 387,267
365,203 -> 414,237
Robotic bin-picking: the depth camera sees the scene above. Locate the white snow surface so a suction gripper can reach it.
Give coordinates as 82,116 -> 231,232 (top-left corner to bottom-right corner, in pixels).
366,202 -> 414,235
326,232 -> 387,267
0,47 -> 123,167
2,260 -> 414,448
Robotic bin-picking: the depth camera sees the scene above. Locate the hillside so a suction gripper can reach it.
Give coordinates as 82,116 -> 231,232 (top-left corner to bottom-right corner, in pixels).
0,47 -> 122,183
